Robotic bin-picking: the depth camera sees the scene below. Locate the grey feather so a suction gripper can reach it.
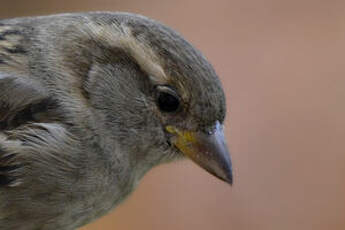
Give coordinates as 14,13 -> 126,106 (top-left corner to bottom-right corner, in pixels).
0,12 -> 229,229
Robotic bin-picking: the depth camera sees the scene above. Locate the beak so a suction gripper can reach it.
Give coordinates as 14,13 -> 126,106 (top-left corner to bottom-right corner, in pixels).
166,121 -> 233,185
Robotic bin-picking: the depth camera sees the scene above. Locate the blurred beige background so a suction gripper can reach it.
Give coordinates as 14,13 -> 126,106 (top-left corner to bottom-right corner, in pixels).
1,0 -> 345,229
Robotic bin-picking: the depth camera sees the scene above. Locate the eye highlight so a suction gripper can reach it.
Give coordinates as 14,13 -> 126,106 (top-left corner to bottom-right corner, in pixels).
155,86 -> 180,113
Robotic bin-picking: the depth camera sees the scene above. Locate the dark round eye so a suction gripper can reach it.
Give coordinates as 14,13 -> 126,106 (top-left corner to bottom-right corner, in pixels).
156,86 -> 180,112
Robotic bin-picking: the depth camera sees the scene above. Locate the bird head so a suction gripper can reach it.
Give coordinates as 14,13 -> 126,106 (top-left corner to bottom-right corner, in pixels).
70,12 -> 232,185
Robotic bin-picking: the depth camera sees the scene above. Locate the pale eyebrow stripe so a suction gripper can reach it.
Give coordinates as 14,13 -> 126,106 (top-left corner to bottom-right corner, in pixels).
84,22 -> 168,84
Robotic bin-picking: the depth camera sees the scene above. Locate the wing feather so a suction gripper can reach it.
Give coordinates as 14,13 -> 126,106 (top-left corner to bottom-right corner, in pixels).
0,73 -> 70,187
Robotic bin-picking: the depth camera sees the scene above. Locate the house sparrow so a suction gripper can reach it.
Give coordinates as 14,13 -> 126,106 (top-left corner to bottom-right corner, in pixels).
0,12 -> 232,229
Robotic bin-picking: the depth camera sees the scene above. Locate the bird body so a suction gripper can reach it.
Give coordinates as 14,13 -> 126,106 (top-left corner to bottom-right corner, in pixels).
0,12 -> 232,229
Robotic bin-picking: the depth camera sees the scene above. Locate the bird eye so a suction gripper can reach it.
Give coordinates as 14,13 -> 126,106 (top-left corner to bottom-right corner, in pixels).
156,86 -> 180,113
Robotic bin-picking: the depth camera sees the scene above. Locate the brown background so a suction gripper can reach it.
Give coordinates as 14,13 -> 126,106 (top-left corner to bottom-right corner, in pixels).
1,0 -> 345,229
